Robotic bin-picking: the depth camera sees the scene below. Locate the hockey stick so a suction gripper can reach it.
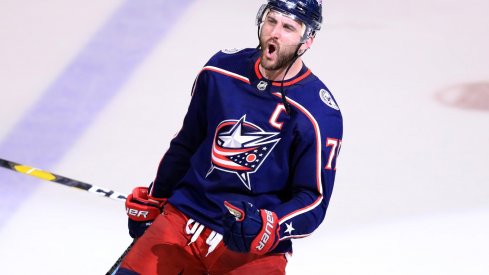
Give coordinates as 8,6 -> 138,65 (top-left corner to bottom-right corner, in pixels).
0,157 -> 134,273
0,157 -> 126,201
105,239 -> 137,275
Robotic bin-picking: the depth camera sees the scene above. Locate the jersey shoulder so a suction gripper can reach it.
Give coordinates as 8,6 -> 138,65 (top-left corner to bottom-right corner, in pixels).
290,75 -> 343,136
204,48 -> 257,75
292,74 -> 342,116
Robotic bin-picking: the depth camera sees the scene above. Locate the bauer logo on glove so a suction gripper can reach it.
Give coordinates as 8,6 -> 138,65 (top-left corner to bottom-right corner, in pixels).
223,201 -> 280,255
125,186 -> 167,238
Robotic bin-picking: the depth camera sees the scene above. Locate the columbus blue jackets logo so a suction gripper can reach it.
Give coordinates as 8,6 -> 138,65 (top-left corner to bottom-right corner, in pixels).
206,115 -> 280,190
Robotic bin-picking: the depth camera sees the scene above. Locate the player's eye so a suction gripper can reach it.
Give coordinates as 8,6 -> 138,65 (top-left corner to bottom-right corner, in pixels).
283,24 -> 296,32
266,17 -> 277,25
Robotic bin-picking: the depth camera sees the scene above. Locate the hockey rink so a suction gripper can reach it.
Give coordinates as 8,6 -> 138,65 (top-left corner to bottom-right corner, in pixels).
1,0 -> 488,274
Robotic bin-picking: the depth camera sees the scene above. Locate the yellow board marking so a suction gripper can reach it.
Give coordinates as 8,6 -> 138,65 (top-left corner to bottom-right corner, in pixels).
14,165 -> 56,181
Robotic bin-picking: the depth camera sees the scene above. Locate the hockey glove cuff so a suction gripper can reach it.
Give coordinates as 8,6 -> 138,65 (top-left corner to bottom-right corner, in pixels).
222,201 -> 280,255
126,186 -> 166,238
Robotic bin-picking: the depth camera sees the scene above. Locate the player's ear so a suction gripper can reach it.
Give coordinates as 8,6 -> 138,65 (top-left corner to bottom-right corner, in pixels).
299,36 -> 314,55
304,36 -> 314,49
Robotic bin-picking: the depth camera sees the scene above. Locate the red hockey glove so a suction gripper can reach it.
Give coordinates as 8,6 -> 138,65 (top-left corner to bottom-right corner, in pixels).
222,201 -> 280,255
125,186 -> 166,238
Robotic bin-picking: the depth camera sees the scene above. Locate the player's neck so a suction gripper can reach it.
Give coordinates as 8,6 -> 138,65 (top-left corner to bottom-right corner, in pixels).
259,58 -> 303,82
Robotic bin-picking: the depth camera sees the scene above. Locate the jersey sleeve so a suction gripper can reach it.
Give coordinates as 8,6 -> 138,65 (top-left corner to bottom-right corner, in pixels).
150,69 -> 209,198
271,97 -> 343,241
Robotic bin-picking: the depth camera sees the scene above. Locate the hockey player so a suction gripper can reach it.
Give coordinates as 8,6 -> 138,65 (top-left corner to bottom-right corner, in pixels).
117,0 -> 342,274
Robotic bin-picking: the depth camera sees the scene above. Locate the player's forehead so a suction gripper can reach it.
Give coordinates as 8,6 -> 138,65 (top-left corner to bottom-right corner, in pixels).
266,8 -> 304,28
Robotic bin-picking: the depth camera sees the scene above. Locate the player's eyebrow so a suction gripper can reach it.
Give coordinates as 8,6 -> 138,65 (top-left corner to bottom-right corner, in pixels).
267,10 -> 302,32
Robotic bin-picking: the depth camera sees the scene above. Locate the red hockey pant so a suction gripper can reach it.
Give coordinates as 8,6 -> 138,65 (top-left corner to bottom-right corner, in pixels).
119,203 -> 287,274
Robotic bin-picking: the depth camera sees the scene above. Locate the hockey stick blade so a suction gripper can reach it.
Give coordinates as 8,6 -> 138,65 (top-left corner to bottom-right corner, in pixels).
0,158 -> 126,201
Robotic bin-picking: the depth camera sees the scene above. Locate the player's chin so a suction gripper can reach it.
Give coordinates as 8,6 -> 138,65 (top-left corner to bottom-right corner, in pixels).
260,59 -> 276,71
260,51 -> 276,65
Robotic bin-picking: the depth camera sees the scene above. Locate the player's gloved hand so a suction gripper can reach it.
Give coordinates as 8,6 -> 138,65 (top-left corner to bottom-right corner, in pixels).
125,186 -> 166,238
222,201 -> 280,255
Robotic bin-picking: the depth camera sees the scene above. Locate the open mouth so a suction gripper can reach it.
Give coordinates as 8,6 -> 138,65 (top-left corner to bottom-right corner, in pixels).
269,44 -> 276,54
268,44 -> 276,54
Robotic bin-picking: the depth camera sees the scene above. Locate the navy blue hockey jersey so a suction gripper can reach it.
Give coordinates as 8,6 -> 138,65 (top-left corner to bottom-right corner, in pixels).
151,48 -> 343,253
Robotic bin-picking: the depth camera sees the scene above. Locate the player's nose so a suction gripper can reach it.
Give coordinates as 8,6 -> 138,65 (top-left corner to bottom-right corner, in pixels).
268,25 -> 281,39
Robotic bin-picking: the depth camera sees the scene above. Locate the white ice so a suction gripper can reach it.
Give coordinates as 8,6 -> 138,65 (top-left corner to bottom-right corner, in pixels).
0,1 -> 488,274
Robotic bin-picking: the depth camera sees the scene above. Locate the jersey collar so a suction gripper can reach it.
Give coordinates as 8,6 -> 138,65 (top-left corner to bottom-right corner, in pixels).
253,56 -> 312,87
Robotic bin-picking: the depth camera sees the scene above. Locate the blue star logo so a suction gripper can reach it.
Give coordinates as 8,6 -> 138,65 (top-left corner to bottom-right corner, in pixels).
206,115 -> 280,190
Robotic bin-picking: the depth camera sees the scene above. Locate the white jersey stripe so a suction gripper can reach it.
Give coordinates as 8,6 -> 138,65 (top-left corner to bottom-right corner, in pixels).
272,93 -> 324,225
202,66 -> 250,84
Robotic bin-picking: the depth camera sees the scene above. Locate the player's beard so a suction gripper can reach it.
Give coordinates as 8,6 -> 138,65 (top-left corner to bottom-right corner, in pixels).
259,38 -> 297,73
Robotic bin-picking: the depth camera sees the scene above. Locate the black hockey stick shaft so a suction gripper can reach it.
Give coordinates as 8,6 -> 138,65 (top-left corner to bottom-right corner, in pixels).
0,158 -> 136,274
0,157 -> 134,272
106,239 -> 137,275
0,157 -> 126,201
